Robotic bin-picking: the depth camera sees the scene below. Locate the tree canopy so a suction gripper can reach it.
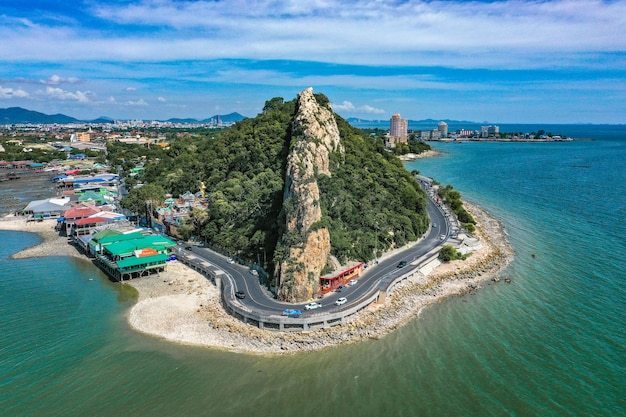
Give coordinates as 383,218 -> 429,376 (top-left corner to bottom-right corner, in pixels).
117,94 -> 430,278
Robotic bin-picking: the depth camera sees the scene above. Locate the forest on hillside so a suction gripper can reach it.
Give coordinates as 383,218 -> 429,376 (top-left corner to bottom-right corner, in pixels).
113,94 -> 430,280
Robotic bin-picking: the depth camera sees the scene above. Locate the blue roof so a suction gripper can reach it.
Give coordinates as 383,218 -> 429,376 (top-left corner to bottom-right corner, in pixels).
73,178 -> 106,184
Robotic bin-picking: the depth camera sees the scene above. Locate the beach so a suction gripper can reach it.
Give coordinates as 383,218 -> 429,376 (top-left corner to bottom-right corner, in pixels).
1,201 -> 512,355
397,150 -> 442,161
0,216 -> 84,260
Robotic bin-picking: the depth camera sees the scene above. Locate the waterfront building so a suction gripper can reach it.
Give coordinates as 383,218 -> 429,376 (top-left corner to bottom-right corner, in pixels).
90,231 -> 176,281
457,129 -> 477,138
481,125 -> 500,138
438,121 -> 448,137
420,129 -> 442,140
388,114 -> 408,146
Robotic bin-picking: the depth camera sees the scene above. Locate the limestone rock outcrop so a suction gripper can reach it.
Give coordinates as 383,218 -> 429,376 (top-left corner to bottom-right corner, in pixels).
276,88 -> 344,302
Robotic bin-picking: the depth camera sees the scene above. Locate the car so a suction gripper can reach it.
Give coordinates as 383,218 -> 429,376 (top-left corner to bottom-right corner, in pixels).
440,234 -> 446,240
250,269 -> 259,276
348,279 -> 358,286
432,223 -> 437,228
305,302 -> 322,310
282,308 -> 298,316
288,309 -> 302,318
235,291 -> 245,299
335,285 -> 346,292
335,297 -> 347,306
397,261 -> 407,268
184,246 -> 192,251
226,257 -> 235,264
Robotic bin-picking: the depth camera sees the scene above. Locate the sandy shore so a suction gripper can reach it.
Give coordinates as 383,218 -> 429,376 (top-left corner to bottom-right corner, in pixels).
0,216 -> 84,260
397,150 -> 442,161
1,202 -> 513,356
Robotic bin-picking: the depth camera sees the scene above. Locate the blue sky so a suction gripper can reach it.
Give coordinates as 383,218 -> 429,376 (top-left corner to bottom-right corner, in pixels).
0,0 -> 625,123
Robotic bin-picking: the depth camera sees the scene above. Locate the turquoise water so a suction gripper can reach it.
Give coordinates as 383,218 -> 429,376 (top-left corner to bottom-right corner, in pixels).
1,134 -> 625,416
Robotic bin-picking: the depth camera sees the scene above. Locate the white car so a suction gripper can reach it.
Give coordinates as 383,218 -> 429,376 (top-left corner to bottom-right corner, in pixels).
440,234 -> 446,240
335,297 -> 347,306
305,302 -> 322,310
348,279 -> 358,286
226,257 -> 235,264
250,269 -> 258,276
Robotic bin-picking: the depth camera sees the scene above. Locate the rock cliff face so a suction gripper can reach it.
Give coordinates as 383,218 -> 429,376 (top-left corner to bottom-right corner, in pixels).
276,88 -> 344,302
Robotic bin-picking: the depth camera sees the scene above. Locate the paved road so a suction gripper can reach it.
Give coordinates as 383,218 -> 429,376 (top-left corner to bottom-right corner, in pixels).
179,183 -> 450,317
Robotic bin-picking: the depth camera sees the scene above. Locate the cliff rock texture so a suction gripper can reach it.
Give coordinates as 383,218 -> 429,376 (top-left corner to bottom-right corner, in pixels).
276,88 -> 344,302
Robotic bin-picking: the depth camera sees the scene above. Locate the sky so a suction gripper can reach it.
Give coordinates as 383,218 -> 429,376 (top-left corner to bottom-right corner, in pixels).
0,0 -> 625,124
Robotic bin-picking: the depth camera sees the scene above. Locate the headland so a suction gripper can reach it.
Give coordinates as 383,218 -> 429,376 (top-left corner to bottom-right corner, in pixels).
0,199 -> 512,355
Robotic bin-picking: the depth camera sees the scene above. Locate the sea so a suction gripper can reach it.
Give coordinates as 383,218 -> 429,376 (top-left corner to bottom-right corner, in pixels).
1,125 -> 624,417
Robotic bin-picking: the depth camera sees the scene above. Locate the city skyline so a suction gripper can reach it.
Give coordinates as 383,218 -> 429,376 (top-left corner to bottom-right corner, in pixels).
1,0 -> 625,124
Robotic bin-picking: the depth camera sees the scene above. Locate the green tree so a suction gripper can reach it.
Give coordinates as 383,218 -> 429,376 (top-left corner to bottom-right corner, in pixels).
120,183 -> 165,227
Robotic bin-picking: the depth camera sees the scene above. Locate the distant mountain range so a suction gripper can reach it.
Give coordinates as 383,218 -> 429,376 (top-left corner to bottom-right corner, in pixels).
0,107 -> 247,125
1,106 -> 492,129
347,117 -> 480,129
0,107 -> 80,124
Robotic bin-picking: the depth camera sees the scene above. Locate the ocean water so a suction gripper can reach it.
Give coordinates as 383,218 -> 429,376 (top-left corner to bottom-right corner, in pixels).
1,131 -> 625,416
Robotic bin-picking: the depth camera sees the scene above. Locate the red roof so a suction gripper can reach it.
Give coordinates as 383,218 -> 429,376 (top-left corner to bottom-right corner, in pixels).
74,217 -> 108,225
62,203 -> 101,219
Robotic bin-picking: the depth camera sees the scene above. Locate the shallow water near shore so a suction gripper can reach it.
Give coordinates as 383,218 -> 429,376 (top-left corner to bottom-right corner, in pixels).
1,130 -> 625,416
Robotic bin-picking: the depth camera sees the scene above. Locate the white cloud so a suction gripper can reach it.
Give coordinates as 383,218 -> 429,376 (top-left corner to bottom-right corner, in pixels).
332,101 -> 356,111
41,87 -> 93,103
41,75 -> 81,85
332,100 -> 384,114
126,99 -> 148,106
0,1 -> 625,69
0,86 -> 29,98
125,87 -> 138,92
157,96 -> 166,102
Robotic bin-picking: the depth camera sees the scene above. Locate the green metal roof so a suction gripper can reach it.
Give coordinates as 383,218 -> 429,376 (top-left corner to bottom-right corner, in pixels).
103,234 -> 176,256
92,229 -> 121,240
140,235 -> 177,247
97,232 -> 143,245
117,253 -> 168,269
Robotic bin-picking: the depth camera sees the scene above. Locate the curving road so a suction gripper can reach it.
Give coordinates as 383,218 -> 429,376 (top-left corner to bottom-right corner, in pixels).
178,182 -> 450,317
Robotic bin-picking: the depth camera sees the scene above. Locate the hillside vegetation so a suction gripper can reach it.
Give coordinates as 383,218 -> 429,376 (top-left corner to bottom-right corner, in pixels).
117,93 -> 430,281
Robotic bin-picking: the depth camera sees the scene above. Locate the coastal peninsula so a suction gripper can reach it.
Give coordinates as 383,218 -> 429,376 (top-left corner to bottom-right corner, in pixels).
1,200 -> 512,355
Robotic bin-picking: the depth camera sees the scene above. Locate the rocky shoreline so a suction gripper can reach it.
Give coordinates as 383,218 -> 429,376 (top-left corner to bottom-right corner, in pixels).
0,200 -> 513,356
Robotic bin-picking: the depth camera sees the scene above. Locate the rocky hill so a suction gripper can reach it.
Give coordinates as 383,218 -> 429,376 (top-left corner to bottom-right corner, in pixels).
122,88 -> 430,302
276,88 -> 344,301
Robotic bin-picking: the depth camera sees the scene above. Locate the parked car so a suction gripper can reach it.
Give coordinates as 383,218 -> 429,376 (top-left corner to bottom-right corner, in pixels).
335,285 -> 346,292
250,269 -> 259,276
226,257 -> 235,264
335,297 -> 347,306
348,279 -> 358,286
440,234 -> 446,240
305,302 -> 322,310
184,246 -> 192,251
397,261 -> 407,268
235,291 -> 245,299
